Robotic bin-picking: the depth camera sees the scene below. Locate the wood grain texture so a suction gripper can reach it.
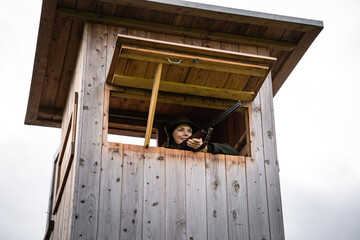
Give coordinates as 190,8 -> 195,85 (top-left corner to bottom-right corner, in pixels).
120,144 -> 144,239
185,151 -> 207,240
165,148 -> 186,240
246,91 -> 271,240
226,155 -> 249,240
259,75 -> 284,240
143,147 -> 166,239
72,23 -> 107,239
205,153 -> 228,240
144,63 -> 162,148
98,143 -> 123,239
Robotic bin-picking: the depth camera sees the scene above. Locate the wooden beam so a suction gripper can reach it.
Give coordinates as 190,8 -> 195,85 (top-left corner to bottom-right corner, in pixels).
120,44 -> 269,77
115,35 -> 278,65
112,74 -> 255,101
145,63 -> 162,148
57,8 -> 296,51
107,85 -> 247,111
38,107 -> 63,121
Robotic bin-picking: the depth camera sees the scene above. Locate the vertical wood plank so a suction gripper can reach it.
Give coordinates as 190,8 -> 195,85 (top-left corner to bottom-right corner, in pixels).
106,26 -> 127,75
185,151 -> 207,240
52,20 -> 86,240
120,144 -> 144,240
226,155 -> 249,240
205,153 -> 228,240
260,75 -> 284,240
246,93 -> 271,240
143,147 -> 166,239
72,23 -> 107,239
165,148 -> 186,240
63,165 -> 76,240
98,143 -> 124,239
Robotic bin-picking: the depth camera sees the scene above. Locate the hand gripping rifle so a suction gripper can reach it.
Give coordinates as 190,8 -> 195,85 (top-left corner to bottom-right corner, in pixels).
180,100 -> 242,151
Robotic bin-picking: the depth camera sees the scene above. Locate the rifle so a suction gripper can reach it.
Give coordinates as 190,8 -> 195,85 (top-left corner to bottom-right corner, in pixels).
180,100 -> 242,151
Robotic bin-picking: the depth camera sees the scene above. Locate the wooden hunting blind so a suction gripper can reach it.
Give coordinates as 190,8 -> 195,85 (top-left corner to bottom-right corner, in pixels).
25,0 -> 322,239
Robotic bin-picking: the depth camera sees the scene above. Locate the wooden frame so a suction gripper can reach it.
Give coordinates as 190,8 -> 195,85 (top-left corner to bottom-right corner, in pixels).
106,35 -> 276,94
53,92 -> 78,214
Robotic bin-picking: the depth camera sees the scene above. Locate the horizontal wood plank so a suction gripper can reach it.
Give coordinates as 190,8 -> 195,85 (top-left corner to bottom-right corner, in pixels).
111,75 -> 255,101
120,45 -> 269,77
108,85 -> 248,110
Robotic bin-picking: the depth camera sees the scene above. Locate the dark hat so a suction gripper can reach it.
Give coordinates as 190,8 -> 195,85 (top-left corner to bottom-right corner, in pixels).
165,116 -> 199,136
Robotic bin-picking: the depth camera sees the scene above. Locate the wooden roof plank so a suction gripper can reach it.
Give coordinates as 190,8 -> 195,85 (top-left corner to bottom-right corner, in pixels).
25,0 -> 57,124
55,20 -> 84,109
40,17 -> 72,109
57,8 -> 296,51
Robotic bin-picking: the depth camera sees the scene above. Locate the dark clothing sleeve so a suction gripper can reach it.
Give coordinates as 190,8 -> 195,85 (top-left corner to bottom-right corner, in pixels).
206,143 -> 239,156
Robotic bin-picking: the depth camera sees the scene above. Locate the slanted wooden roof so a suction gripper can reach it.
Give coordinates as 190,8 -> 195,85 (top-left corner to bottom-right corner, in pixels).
25,0 -> 323,127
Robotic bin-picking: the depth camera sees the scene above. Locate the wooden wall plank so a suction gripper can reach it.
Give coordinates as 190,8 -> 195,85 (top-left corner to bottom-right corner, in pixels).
143,147 -> 166,239
246,91 -> 271,240
71,23 -> 107,239
51,18 -> 86,238
120,144 -> 144,239
62,164 -> 76,239
260,75 -> 285,240
98,143 -> 123,239
185,151 -> 207,240
226,155 -> 249,240
52,154 -> 76,240
107,26 -> 128,75
165,149 -> 186,240
205,153 -> 228,240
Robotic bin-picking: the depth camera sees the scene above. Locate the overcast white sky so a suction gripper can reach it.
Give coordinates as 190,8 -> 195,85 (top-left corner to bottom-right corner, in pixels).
1,0 -> 359,239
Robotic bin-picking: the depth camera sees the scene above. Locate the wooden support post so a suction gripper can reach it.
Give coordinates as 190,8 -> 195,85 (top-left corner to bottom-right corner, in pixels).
144,63 -> 162,148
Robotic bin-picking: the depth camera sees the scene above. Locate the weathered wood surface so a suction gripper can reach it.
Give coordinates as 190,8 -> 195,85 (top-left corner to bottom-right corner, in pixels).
98,143 -> 123,239
71,23 -> 107,239
95,144 -> 253,239
165,148 -> 186,239
260,74 -> 284,239
206,153 -> 228,240
48,22 -> 284,240
51,21 -> 86,240
226,155 -> 249,240
247,89 -> 271,240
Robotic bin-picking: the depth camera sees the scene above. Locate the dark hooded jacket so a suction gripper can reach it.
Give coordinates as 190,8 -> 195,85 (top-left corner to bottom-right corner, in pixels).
163,116 -> 239,156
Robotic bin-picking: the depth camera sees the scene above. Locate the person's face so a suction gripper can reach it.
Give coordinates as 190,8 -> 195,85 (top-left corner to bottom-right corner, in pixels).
172,124 -> 193,144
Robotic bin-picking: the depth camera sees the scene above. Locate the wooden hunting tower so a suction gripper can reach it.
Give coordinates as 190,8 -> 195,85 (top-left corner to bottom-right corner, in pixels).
25,0 -> 323,239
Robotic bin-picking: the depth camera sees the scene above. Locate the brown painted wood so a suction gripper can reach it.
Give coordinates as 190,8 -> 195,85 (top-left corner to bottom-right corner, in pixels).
57,8 -> 296,51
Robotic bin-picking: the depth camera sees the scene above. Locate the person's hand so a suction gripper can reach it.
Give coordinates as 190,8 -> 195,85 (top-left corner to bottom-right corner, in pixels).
187,138 -> 203,149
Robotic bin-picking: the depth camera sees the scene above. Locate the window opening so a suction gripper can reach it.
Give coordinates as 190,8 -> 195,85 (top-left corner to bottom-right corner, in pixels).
108,134 -> 157,147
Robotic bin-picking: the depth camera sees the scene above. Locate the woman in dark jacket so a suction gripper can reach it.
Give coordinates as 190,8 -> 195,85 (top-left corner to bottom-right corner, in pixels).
163,116 -> 239,156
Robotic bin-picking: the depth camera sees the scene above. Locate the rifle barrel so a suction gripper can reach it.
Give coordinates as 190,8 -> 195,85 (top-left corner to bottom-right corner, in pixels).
205,100 -> 242,128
